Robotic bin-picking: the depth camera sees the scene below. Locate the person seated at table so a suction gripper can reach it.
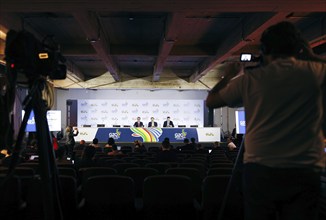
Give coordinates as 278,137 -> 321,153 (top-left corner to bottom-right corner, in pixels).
148,117 -> 158,127
133,117 -> 144,127
163,116 -> 174,127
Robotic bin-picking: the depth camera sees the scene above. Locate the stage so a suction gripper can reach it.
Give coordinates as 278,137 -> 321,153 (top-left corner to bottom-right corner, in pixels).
74,127 -> 220,143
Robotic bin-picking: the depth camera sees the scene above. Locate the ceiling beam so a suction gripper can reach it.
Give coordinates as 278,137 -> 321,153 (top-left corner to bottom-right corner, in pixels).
153,13 -> 184,81
62,44 -> 215,57
1,1 -> 326,13
73,11 -> 120,81
189,12 -> 290,82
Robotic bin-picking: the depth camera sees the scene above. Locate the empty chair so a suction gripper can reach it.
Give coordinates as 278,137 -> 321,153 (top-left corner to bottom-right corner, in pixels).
201,175 -> 231,220
148,146 -> 160,152
145,163 -> 171,174
121,146 -> 133,154
183,158 -> 207,166
0,167 -> 35,201
210,163 -> 234,169
58,167 -> 77,178
25,175 -> 78,220
79,167 -> 118,187
57,163 -> 76,169
18,162 -> 39,173
124,167 -> 159,197
0,174 -> 23,219
143,175 -> 196,220
59,175 -> 78,219
0,167 -> 35,176
121,156 -> 136,162
165,167 -> 202,202
83,175 -> 135,220
112,163 -> 140,174
179,163 -> 206,178
101,158 -> 124,167
131,159 -> 152,167
208,168 -> 233,176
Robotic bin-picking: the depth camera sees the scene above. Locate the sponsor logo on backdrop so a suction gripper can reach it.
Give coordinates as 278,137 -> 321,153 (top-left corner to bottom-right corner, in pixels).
142,102 -> 148,106
152,109 -> 159,113
132,104 -> 139,107
81,116 -> 87,120
91,109 -> 97,113
80,131 -> 88,136
111,117 -> 118,121
122,116 -> 128,120
174,129 -> 187,140
240,121 -> 246,126
152,104 -> 159,107
132,109 -> 138,113
194,117 -> 201,121
173,109 -> 180,114
122,102 -> 128,106
131,128 -> 162,142
101,102 -> 108,106
101,110 -> 108,113
91,117 -> 98,121
205,133 -> 214,136
81,110 -> 87,113
173,104 -> 180,107
81,101 -> 88,106
111,109 -> 118,113
111,104 -> 118,107
194,104 -> 201,107
101,116 -> 108,120
183,102 -> 190,107
121,110 -> 128,114
163,111 -> 169,114
142,110 -> 149,114
90,103 -> 98,106
109,129 -> 121,139
27,117 -> 35,125
194,109 -> 200,113
163,102 -> 169,107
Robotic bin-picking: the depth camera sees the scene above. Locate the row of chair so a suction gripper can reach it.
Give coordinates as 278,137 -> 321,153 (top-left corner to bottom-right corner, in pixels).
0,173 -> 243,220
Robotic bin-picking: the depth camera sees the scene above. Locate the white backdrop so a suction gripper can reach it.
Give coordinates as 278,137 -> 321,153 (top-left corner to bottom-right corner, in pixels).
77,99 -> 204,127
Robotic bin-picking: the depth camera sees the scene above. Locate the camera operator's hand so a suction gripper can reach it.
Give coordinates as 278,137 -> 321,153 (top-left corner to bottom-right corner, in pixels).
298,39 -> 326,63
222,62 -> 243,80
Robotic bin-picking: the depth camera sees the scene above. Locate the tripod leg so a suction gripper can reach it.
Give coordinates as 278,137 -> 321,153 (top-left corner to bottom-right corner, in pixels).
32,80 -> 63,220
217,136 -> 245,220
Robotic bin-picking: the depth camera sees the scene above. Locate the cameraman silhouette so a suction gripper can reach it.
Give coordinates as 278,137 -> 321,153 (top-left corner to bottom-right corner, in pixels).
206,21 -> 326,220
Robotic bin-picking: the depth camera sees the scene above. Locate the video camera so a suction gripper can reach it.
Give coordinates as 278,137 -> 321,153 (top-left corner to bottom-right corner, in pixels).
5,30 -> 67,83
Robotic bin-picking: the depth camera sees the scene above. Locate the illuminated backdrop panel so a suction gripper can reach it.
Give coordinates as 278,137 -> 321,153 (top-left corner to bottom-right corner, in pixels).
77,99 -> 204,127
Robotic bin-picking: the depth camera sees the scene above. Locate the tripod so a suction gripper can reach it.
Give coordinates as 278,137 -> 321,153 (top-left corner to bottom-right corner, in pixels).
217,135 -> 245,220
8,77 -> 63,220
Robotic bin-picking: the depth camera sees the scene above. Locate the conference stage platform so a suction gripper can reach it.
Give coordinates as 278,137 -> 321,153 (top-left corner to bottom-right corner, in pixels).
74,127 -> 221,143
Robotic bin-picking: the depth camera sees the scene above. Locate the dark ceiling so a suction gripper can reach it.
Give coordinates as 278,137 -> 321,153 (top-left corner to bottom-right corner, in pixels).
0,0 -> 325,89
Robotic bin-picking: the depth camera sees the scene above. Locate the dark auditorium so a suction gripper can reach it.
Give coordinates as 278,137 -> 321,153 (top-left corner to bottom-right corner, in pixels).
0,1 -> 325,220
